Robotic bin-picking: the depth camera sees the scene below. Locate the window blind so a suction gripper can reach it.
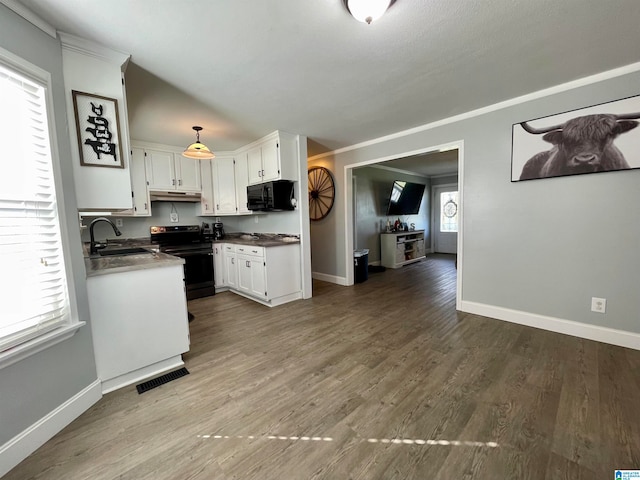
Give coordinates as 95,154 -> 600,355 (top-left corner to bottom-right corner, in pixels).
0,61 -> 70,353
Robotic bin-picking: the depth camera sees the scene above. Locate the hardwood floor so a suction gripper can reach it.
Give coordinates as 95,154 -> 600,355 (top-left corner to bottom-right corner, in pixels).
5,254 -> 640,479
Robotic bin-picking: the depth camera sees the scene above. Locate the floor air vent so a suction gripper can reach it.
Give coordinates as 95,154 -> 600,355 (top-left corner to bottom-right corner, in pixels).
136,367 -> 190,394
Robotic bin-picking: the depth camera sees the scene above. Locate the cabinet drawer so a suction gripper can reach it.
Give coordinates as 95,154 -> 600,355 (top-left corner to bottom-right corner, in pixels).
236,245 -> 264,257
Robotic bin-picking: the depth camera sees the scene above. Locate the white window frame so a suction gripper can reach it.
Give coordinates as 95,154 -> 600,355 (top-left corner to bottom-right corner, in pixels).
0,47 -> 84,370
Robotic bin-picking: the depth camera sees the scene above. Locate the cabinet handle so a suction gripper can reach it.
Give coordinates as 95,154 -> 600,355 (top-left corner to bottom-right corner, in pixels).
258,170 -> 262,177
178,179 -> 182,186
205,203 -> 208,209
231,258 -> 235,264
172,179 -> 176,186
252,250 -> 258,254
144,202 -> 148,210
216,204 -> 219,210
261,169 -> 265,177
246,261 -> 250,267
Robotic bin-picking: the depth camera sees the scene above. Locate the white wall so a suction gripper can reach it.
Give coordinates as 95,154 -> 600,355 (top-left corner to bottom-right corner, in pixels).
308,66 -> 640,345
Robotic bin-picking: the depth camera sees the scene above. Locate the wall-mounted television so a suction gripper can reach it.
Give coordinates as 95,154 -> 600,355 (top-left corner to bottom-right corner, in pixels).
386,180 -> 426,216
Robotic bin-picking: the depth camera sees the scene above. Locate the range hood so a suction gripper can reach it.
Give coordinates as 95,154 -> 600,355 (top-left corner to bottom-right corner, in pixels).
149,191 -> 202,202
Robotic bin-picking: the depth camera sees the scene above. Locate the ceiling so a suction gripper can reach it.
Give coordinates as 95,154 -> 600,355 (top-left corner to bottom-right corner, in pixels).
14,0 -> 640,158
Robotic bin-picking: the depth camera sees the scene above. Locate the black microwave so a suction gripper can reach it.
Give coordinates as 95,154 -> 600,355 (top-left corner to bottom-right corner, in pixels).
247,180 -> 296,211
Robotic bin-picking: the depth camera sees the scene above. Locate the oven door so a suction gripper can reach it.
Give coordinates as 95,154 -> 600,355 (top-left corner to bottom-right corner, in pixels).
179,250 -> 215,300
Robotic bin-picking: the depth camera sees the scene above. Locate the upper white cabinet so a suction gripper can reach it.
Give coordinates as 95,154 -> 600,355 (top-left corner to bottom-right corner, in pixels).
200,159 -> 215,215
235,150 -> 251,214
177,156 -> 201,192
125,147 -> 150,216
61,33 -> 133,211
199,152 -> 253,216
213,155 -> 237,214
247,132 -> 299,186
145,149 -> 201,193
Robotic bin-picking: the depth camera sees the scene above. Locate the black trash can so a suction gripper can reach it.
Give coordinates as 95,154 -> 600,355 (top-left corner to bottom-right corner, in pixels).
354,249 -> 369,283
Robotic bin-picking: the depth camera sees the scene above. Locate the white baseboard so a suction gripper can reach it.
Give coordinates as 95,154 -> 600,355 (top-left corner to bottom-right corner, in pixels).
312,272 -> 349,286
460,300 -> 640,351
0,379 -> 102,478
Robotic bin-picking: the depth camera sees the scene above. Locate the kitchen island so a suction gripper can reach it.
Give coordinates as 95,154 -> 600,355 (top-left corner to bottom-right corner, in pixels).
85,251 -> 190,394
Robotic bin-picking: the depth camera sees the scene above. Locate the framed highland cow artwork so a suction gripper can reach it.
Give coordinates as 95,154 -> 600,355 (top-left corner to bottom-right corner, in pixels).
72,90 -> 124,168
511,94 -> 640,181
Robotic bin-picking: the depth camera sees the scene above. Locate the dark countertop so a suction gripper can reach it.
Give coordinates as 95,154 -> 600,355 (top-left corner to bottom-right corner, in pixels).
82,233 -> 300,277
85,251 -> 184,278
83,238 -> 180,277
215,233 -> 300,247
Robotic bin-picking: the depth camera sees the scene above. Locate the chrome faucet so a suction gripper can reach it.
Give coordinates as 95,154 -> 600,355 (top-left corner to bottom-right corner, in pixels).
89,217 -> 122,255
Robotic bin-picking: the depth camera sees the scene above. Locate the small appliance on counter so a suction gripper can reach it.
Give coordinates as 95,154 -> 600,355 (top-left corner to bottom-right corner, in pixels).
201,222 -> 213,239
213,222 -> 225,240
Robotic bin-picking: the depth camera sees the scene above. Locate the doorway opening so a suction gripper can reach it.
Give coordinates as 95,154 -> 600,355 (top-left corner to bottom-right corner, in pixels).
344,140 -> 464,310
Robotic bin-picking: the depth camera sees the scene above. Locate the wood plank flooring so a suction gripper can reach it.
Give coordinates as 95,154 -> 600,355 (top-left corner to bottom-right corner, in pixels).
5,254 -> 640,479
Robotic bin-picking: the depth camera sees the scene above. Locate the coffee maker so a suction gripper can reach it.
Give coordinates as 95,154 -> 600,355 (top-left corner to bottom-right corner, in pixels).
213,222 -> 225,240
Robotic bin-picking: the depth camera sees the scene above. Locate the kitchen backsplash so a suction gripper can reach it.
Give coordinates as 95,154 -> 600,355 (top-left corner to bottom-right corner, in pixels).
80,202 -> 302,242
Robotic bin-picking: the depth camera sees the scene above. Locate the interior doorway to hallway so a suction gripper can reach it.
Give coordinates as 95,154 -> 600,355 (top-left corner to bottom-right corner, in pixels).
344,140 -> 464,310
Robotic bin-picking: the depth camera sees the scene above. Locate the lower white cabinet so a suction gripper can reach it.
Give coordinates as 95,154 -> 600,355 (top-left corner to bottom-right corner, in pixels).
86,263 -> 190,394
213,244 -> 225,287
224,244 -> 237,288
237,246 -> 267,298
218,242 -> 301,306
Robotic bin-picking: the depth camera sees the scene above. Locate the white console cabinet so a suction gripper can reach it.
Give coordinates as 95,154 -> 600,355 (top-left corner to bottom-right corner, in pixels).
381,230 -> 425,269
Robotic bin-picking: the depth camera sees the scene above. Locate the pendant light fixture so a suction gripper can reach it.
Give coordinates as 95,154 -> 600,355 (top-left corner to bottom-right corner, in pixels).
182,126 -> 215,159
344,0 -> 394,24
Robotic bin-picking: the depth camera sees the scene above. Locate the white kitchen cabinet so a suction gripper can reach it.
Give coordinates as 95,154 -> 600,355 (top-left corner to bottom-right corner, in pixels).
200,153 -> 253,216
247,131 -> 298,185
145,149 -> 201,192
224,244 -> 238,288
213,155 -> 237,214
235,150 -> 251,214
199,159 -> 215,215
216,242 -> 301,307
145,149 -> 175,190
128,147 -> 150,216
237,245 -> 267,299
61,34 -> 133,211
177,155 -> 201,192
248,139 -> 279,184
213,244 -> 225,287
86,263 -> 190,394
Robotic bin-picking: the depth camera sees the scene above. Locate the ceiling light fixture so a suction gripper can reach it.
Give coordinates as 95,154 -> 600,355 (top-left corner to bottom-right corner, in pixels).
182,126 -> 215,159
344,0 -> 395,24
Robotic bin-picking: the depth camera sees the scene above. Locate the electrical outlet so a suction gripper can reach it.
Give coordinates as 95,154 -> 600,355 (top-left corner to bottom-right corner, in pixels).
115,218 -> 124,228
170,212 -> 179,223
591,297 -> 606,313
216,217 -> 221,223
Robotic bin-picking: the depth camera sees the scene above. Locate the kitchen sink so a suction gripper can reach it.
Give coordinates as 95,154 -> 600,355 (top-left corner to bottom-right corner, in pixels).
98,247 -> 153,256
